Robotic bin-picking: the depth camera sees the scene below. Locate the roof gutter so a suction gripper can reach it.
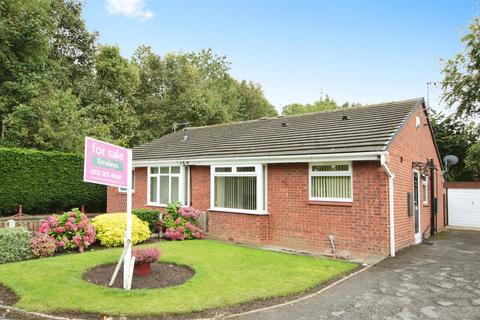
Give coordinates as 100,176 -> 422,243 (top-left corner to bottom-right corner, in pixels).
380,153 -> 395,257
133,151 -> 386,167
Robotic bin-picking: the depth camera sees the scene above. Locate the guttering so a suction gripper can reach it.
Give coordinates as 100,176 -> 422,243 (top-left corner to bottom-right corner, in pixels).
380,154 -> 395,257
132,151 -> 385,167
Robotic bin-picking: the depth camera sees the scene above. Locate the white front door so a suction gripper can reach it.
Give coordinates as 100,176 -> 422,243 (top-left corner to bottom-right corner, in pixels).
413,171 -> 422,244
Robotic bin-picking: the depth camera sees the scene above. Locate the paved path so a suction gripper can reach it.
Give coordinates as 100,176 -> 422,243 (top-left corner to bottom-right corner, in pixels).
233,230 -> 480,320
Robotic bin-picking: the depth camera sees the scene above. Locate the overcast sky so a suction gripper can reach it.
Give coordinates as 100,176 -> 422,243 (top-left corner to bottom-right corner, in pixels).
83,0 -> 480,113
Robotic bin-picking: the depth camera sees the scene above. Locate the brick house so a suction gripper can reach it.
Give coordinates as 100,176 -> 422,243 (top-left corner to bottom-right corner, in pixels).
107,98 -> 445,258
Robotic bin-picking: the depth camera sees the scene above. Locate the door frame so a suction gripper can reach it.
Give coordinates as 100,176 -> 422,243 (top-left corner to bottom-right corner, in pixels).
413,169 -> 422,244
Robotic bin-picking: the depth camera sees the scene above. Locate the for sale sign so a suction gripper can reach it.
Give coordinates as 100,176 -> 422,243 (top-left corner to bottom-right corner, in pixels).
83,137 -> 130,188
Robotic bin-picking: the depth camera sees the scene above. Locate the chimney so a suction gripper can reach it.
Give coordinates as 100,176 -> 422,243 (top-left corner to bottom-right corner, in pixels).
182,128 -> 189,141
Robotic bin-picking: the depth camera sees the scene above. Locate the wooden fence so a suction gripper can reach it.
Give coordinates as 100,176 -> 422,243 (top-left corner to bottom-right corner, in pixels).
0,208 -> 100,233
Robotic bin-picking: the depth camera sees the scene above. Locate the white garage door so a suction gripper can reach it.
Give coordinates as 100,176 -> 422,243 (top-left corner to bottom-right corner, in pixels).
448,188 -> 480,228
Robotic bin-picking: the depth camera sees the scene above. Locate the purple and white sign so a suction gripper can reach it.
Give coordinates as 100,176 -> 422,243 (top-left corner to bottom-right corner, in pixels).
83,137 -> 130,188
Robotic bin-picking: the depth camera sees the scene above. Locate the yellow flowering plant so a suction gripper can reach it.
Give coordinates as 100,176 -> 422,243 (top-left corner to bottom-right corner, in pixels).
91,213 -> 151,247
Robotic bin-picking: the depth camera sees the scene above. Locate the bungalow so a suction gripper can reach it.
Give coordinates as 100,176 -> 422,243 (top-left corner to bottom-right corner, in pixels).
107,98 -> 445,258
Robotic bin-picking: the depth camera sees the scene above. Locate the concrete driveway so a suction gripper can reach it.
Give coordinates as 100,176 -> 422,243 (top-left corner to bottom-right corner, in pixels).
232,230 -> 480,320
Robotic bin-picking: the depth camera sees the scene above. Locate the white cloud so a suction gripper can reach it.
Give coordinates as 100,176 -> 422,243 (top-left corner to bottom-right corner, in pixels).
106,0 -> 155,22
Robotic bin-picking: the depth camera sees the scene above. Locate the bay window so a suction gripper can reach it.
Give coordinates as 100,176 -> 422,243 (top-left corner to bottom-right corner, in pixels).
211,164 -> 267,214
148,165 -> 189,206
309,162 -> 352,202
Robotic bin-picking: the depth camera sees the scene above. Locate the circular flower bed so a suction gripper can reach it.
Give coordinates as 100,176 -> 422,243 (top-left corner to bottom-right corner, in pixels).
82,262 -> 194,289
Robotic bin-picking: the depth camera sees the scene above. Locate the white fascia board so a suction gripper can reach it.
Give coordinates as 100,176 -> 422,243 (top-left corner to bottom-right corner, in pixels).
133,151 -> 387,167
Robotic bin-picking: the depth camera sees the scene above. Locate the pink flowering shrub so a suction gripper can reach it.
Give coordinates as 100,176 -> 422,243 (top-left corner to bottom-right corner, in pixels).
132,247 -> 161,265
158,203 -> 205,241
38,208 -> 96,252
30,232 -> 57,257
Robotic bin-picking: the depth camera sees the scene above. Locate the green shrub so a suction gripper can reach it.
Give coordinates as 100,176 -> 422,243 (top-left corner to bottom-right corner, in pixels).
0,228 -> 32,264
133,208 -> 160,233
0,148 -> 106,215
91,213 -> 151,247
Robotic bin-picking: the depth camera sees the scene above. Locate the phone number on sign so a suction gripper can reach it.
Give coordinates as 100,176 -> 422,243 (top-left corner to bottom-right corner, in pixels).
90,168 -> 123,181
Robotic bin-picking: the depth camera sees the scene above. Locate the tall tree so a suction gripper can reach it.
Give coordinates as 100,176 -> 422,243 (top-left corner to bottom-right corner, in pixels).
464,143 -> 480,180
0,0 -> 97,151
442,17 -> 480,118
0,0 -> 52,140
282,94 -> 360,115
431,111 -> 479,181
234,80 -> 276,121
80,46 -> 140,147
133,47 -> 276,143
1,1 -> 277,150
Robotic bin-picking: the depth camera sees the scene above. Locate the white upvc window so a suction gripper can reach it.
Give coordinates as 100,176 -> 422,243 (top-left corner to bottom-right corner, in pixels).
210,164 -> 267,214
422,174 -> 428,205
147,165 -> 189,206
118,170 -> 135,193
309,162 -> 353,202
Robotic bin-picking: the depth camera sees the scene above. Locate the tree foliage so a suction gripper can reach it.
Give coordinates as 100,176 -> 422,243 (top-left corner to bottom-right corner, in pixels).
0,1 -> 277,152
282,94 -> 360,115
431,111 -> 480,181
464,143 -> 480,180
442,17 -> 480,118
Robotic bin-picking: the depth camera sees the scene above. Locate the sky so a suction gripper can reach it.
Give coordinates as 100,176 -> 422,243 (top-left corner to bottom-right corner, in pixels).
82,0 -> 480,113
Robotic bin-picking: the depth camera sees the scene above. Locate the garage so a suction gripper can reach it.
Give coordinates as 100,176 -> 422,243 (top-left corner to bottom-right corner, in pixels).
446,182 -> 480,228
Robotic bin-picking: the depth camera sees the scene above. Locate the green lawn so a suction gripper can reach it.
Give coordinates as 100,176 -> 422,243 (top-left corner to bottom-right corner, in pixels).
0,240 -> 357,316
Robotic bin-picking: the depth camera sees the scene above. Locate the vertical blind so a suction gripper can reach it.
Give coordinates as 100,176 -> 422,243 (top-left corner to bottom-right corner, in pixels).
310,163 -> 352,200
311,176 -> 351,199
215,176 -> 257,210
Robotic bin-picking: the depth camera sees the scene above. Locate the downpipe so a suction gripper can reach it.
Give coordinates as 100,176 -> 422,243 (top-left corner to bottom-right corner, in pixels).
380,154 -> 395,257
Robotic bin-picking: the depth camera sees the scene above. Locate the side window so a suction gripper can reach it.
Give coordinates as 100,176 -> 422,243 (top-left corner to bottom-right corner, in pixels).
118,170 -> 135,193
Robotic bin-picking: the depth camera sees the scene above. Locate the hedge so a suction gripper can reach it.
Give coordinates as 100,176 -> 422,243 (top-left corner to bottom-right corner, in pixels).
0,148 -> 106,215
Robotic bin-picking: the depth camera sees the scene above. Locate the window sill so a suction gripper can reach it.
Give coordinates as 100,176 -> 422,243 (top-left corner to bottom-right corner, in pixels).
308,201 -> 353,207
208,208 -> 269,215
423,203 -> 430,207
146,203 -> 167,208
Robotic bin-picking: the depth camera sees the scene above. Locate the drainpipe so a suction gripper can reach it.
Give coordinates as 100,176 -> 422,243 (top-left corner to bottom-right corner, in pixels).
380,154 -> 395,257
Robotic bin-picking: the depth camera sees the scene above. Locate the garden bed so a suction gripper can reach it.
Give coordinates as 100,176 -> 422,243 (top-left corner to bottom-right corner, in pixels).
0,284 -> 18,306
0,240 -> 358,318
83,262 -> 195,289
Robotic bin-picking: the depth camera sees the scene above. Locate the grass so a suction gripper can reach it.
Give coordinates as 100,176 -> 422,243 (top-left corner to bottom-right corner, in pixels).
0,240 -> 357,316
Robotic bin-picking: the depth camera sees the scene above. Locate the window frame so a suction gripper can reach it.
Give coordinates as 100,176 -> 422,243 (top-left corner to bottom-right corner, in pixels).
210,164 -> 267,215
422,173 -> 428,205
308,162 -> 353,202
147,165 -> 188,207
118,170 -> 135,193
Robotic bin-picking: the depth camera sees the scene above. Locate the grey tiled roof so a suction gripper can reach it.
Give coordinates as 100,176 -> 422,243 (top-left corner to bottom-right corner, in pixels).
133,98 -> 424,161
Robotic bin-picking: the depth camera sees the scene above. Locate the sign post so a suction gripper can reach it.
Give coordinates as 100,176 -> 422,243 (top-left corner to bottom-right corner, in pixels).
123,148 -> 133,289
83,137 -> 134,290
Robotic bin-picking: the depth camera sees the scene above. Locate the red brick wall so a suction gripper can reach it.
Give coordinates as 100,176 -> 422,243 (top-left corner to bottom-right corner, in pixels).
387,104 -> 445,251
266,162 -> 390,256
106,163 -> 390,256
190,166 -> 269,244
444,182 -> 480,189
